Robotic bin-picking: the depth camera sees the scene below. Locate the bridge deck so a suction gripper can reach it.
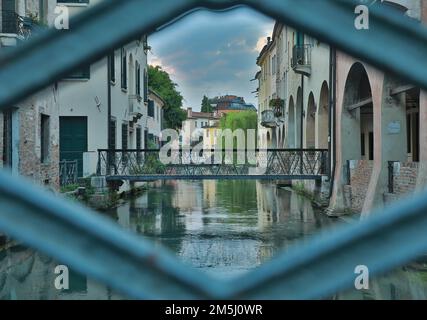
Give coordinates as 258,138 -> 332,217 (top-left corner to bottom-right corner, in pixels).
106,174 -> 326,181
97,149 -> 330,181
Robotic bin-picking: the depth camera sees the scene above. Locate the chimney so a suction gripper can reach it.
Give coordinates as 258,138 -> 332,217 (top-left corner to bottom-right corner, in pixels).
187,108 -> 192,117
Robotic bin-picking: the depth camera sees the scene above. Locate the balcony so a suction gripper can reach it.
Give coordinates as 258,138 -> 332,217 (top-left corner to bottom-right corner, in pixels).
1,11 -> 38,35
129,95 -> 143,123
261,110 -> 277,128
291,45 -> 311,76
1,11 -> 42,46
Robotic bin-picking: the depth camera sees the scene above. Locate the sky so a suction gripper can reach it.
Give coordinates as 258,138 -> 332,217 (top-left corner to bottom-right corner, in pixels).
148,7 -> 275,111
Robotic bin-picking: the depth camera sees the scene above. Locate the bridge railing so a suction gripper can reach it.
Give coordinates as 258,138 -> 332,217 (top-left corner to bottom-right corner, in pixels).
96,149 -> 329,178
59,160 -> 78,187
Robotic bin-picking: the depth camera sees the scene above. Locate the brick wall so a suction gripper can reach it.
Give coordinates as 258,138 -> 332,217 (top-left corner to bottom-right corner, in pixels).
422,0 -> 427,24
17,86 -> 60,190
392,162 -> 419,196
344,160 -> 374,213
0,86 -> 60,190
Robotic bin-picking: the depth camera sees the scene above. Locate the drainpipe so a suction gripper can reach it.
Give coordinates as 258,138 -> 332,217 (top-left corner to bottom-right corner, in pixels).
107,55 -> 112,150
329,47 -> 337,196
301,74 -> 304,149
106,54 -> 112,176
300,74 -> 304,174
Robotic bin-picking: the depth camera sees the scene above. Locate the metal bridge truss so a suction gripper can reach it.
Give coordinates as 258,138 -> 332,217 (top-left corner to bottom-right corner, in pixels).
1,0 -> 427,299
96,149 -> 328,181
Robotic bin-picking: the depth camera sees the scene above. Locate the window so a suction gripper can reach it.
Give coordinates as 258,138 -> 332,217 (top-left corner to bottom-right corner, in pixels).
65,65 -> 90,80
121,48 -> 127,90
122,123 -> 128,150
136,127 -> 142,150
136,127 -> 142,163
148,100 -> 155,118
109,118 -> 116,150
109,52 -> 115,83
135,61 -> 141,96
144,129 -> 148,149
143,69 -> 148,102
407,114 -> 411,153
361,133 -> 365,157
369,132 -> 374,161
41,114 -> 50,163
2,110 -> 12,168
148,133 -> 154,144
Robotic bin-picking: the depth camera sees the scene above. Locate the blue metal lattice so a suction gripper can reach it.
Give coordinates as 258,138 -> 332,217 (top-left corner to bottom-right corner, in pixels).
1,0 -> 427,299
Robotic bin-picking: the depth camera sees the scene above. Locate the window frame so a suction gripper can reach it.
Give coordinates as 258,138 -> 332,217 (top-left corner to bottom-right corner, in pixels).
40,114 -> 50,164
121,48 -> 128,90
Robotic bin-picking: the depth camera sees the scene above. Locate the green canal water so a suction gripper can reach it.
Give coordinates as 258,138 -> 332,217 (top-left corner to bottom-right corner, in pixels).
1,180 -> 427,299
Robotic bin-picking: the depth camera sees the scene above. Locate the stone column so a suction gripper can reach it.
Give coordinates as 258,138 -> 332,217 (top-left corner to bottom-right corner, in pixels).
415,90 -> 427,193
364,77 -> 408,214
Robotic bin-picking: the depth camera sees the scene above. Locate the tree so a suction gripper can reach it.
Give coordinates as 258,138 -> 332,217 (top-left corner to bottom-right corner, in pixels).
220,111 -> 258,132
219,111 -> 258,149
148,65 -> 187,129
201,95 -> 213,113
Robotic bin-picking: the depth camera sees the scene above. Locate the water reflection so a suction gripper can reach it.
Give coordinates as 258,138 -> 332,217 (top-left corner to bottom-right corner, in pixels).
1,180 -> 427,299
110,180 -> 335,278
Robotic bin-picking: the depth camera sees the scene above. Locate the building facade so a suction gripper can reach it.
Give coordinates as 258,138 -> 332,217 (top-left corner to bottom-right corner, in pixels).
209,95 -> 256,116
56,0 -> 149,179
329,0 -> 427,216
181,108 -> 220,148
257,0 -> 427,216
147,89 -> 165,147
0,0 -> 60,190
256,22 -> 330,151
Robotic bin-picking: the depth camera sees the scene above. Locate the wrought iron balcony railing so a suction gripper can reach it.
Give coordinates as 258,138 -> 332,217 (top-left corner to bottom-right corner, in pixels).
0,11 -> 26,36
1,10 -> 34,38
291,44 -> 312,76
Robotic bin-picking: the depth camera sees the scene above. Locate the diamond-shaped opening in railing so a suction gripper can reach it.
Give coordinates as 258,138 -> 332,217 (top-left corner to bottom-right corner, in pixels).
1,0 -> 427,300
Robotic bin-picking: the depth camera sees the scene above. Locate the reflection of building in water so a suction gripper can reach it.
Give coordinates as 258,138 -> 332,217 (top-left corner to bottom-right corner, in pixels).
257,181 -> 318,229
255,181 -> 328,262
203,180 -> 217,207
172,181 -> 203,212
338,266 -> 427,300
0,246 -> 124,300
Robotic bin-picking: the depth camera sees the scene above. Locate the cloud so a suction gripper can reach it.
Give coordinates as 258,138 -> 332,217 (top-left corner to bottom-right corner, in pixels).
148,54 -> 177,76
254,36 -> 268,53
148,7 -> 274,110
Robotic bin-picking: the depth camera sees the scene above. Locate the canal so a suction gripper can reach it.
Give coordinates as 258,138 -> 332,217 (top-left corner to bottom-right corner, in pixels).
1,180 -> 427,299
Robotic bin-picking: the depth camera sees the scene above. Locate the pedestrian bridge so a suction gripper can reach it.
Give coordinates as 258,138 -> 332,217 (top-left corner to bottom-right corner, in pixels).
96,149 -> 329,181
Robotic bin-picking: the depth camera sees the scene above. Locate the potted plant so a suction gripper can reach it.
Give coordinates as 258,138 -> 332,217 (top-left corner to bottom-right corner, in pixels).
269,98 -> 285,117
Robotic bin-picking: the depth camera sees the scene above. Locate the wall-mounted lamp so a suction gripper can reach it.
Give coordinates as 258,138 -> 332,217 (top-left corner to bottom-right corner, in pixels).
94,96 -> 101,112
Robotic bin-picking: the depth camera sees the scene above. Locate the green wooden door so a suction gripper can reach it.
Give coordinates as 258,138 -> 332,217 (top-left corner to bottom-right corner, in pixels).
60,117 -> 88,177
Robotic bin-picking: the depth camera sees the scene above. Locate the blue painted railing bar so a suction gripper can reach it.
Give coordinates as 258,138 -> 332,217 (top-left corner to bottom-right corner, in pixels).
0,0 -> 427,112
0,170 -> 229,299
2,169 -> 427,299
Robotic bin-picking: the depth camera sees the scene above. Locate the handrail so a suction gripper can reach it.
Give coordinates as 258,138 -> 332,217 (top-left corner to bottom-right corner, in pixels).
97,148 -> 329,152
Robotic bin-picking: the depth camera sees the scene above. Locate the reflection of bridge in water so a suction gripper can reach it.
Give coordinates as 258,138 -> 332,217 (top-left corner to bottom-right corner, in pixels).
96,149 -> 329,181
